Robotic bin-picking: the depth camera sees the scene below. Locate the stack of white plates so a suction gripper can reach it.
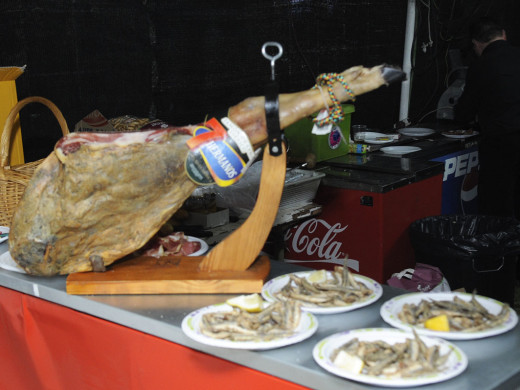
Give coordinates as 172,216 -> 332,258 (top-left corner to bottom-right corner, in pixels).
398,127 -> 435,137
380,146 -> 421,155
354,132 -> 399,144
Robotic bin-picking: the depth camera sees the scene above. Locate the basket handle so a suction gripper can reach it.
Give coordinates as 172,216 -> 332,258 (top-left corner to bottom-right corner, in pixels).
1,96 -> 70,168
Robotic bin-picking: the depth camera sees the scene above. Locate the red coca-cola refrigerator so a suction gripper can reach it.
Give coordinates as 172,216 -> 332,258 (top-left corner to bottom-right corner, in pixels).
283,154 -> 444,284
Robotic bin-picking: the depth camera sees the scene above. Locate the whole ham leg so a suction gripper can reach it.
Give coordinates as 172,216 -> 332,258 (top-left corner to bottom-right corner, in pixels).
9,64 -> 403,275
230,64 -> 403,147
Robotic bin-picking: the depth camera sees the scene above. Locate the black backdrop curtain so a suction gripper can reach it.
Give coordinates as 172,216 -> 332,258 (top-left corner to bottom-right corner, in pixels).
1,0 -> 519,161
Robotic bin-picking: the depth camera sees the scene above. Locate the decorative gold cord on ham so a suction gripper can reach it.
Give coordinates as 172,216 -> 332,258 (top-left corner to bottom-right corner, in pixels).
9,64 -> 404,275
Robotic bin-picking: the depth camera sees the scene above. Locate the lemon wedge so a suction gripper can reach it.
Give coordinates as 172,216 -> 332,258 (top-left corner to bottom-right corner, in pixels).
226,293 -> 264,313
307,269 -> 327,283
333,350 -> 365,374
424,314 -> 450,332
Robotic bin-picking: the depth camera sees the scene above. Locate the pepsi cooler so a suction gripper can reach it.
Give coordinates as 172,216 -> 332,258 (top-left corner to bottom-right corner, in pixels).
403,133 -> 480,215
431,144 -> 479,215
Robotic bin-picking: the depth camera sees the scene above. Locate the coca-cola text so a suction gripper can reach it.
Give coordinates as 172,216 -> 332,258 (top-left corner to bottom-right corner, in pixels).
284,218 -> 348,260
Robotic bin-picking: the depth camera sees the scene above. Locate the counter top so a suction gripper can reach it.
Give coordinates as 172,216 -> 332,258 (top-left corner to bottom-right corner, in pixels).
0,242 -> 519,389
318,154 -> 444,192
367,121 -> 479,160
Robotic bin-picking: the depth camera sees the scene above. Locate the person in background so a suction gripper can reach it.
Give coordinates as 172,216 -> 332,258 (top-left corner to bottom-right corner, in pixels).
454,17 -> 520,219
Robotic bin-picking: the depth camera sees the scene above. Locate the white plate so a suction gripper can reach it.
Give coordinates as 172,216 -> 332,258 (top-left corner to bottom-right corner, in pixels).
380,146 -> 421,155
261,271 -> 383,314
0,226 -> 9,244
398,127 -> 435,137
380,292 -> 518,340
442,130 -> 479,139
355,132 -> 395,144
0,251 -> 26,273
181,302 -> 318,350
313,328 -> 467,387
186,236 -> 209,256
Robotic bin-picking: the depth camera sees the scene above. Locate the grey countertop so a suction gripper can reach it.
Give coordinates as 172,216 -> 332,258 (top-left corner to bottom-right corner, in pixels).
0,242 -> 519,390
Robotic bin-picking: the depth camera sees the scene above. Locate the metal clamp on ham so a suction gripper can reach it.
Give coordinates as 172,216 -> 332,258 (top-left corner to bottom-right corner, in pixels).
262,41 -> 284,156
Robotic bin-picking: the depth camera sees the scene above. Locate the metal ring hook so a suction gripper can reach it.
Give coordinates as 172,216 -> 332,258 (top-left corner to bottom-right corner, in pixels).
262,42 -> 283,80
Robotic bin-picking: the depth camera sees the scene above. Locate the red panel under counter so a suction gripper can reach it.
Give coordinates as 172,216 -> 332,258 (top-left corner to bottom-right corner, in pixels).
0,287 -> 307,390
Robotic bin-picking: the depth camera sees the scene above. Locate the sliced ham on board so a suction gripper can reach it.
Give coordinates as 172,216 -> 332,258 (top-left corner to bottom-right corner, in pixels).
142,232 -> 202,258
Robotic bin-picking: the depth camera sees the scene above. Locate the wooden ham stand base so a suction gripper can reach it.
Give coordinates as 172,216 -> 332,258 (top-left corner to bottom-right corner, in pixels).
66,145 -> 286,295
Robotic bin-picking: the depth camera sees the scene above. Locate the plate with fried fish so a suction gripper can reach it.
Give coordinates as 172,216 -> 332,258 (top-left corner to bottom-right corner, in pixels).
182,297 -> 318,350
380,291 -> 517,340
313,328 -> 467,387
262,267 -> 383,314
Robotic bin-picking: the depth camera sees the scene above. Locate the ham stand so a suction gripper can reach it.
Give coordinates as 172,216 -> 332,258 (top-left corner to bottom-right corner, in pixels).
66,43 -> 286,294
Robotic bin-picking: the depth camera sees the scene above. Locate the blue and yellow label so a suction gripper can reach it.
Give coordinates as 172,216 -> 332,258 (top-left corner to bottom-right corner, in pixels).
185,118 -> 252,187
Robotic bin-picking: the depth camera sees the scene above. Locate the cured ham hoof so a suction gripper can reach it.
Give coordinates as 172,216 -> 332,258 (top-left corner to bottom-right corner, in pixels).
89,255 -> 106,272
381,65 -> 406,84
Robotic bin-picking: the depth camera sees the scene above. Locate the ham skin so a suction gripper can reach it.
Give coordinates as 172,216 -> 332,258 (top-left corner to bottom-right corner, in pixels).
10,129 -> 198,275
9,64 -> 403,275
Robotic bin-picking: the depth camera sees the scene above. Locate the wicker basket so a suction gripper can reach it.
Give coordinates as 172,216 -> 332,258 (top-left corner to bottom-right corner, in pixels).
0,96 -> 70,227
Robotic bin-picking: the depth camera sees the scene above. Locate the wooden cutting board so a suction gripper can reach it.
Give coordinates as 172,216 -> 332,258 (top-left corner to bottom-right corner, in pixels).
66,255 -> 271,295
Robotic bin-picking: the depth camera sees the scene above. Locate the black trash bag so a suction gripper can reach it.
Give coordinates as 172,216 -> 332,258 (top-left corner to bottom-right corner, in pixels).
409,215 -> 520,305
410,215 -> 520,259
